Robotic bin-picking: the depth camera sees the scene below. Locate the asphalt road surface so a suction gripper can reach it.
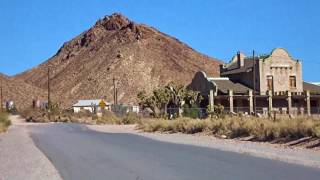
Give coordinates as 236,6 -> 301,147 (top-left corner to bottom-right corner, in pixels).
30,124 -> 320,180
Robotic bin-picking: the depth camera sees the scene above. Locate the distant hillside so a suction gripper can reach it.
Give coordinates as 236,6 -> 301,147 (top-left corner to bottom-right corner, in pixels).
0,73 -> 46,110
15,13 -> 221,107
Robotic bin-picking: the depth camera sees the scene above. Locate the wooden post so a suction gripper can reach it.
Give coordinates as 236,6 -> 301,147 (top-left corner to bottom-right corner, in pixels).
306,91 -> 311,116
252,50 -> 257,114
209,90 -> 214,112
287,91 -> 292,115
268,90 -> 273,115
249,90 -> 253,114
229,90 -> 234,113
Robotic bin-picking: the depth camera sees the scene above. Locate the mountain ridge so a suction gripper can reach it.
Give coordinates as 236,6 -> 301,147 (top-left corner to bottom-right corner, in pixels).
14,13 -> 221,108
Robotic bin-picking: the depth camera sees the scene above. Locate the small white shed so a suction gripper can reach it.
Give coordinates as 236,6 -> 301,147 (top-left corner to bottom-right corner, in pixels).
72,99 -> 111,113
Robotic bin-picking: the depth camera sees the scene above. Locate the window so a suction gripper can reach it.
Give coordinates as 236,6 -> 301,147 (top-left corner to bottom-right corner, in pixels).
289,76 -> 296,88
267,76 -> 273,91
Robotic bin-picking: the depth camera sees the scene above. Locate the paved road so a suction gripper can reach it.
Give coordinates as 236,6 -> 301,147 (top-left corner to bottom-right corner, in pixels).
29,123 -> 320,180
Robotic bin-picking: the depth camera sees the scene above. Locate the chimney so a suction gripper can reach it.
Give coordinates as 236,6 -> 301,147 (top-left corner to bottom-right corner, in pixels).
237,51 -> 244,67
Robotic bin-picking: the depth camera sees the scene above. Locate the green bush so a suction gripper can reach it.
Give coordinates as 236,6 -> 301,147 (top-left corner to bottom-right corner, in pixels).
183,104 -> 200,119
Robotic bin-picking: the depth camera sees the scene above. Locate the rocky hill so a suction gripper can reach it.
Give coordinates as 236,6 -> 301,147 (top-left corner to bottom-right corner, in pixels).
0,73 -> 46,110
15,13 -> 221,107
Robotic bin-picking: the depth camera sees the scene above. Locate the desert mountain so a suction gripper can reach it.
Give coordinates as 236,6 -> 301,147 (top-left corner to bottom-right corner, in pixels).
15,13 -> 221,107
0,73 -> 46,110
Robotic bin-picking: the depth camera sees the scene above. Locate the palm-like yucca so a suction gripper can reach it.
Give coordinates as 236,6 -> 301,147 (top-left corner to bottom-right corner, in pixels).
138,82 -> 200,118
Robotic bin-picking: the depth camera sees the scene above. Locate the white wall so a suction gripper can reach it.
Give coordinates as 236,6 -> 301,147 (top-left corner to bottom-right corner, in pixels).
73,107 -> 94,113
73,106 -> 112,113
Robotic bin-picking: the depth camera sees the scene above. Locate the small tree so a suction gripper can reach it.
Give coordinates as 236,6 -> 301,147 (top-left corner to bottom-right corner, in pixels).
137,88 -> 171,117
137,82 -> 200,118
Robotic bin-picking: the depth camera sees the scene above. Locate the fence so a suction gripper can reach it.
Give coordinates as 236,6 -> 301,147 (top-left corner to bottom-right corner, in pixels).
129,106 -> 320,119
112,104 -> 140,117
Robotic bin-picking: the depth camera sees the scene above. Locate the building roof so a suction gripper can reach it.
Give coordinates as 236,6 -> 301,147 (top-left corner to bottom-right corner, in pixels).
220,59 -> 255,76
303,82 -> 320,94
210,79 -> 252,94
72,99 -> 111,107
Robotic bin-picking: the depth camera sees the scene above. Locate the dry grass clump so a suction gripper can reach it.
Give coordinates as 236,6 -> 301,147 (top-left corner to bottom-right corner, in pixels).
97,111 -> 121,125
20,108 -> 49,123
0,112 -> 11,133
19,106 -> 141,125
137,118 -> 210,134
122,112 -> 141,124
138,116 -> 320,141
97,111 -> 140,125
20,108 -> 73,123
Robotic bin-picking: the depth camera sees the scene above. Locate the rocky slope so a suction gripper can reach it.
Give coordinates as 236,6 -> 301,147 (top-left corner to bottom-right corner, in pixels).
15,13 -> 221,107
0,74 -> 46,110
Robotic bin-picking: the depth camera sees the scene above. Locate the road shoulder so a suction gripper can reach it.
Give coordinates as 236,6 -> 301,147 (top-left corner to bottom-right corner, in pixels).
0,115 -> 62,180
88,124 -> 320,169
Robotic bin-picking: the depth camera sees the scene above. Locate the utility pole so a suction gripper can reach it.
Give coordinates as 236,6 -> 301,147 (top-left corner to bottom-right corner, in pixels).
47,67 -> 51,121
253,50 -> 257,115
113,77 -> 119,112
113,77 -> 116,106
0,79 -> 3,112
115,88 -> 118,105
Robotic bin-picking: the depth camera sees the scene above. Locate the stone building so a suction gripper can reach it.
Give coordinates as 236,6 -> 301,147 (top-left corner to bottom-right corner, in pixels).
189,48 -> 320,116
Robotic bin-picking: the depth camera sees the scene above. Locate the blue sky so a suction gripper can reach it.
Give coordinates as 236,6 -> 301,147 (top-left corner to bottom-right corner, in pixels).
0,0 -> 319,81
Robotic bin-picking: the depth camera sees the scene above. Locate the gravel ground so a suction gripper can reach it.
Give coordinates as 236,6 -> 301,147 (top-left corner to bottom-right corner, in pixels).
88,124 -> 320,169
0,115 -> 62,180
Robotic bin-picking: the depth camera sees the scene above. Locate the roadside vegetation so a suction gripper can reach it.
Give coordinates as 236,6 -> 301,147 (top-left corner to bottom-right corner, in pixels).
0,112 -> 11,133
137,116 -> 320,141
20,103 -> 141,125
17,82 -> 320,143
96,112 -> 140,125
136,83 -> 320,142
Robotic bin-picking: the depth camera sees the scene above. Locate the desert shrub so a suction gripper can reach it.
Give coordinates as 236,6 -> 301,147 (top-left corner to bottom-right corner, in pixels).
183,119 -> 208,133
207,104 -> 226,119
96,111 -> 121,125
74,109 -> 92,118
7,106 -> 18,114
313,125 -> 320,138
0,112 -> 11,133
138,116 -> 320,141
91,114 -> 99,121
122,112 -> 140,124
183,104 -> 200,119
228,118 -> 250,138
20,108 -> 49,123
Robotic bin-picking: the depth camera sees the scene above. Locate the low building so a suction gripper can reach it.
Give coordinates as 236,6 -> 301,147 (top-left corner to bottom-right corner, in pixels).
72,99 -> 111,113
189,48 -> 320,116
